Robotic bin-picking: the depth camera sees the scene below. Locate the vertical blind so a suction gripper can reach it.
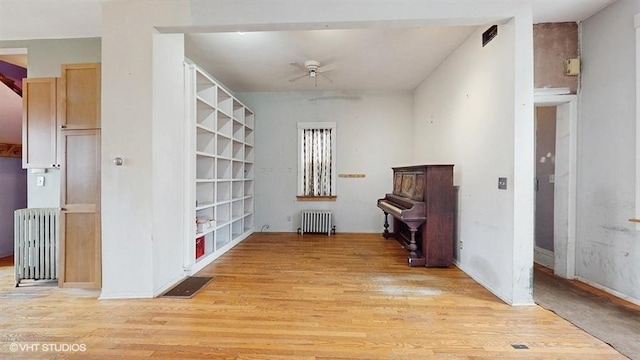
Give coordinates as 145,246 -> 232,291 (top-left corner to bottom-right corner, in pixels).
302,128 -> 333,196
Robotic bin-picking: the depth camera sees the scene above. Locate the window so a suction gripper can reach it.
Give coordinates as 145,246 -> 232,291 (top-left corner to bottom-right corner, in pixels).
297,122 -> 337,199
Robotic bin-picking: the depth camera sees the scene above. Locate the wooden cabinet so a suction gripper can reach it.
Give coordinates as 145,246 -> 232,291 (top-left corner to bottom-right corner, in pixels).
59,129 -> 101,288
22,63 -> 102,289
184,60 -> 255,275
57,63 -> 102,289
57,63 -> 101,129
22,78 -> 58,168
22,63 -> 100,169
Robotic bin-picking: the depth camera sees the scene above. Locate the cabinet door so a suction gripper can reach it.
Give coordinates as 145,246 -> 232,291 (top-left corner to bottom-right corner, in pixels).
58,129 -> 101,288
57,63 -> 101,129
22,78 -> 57,168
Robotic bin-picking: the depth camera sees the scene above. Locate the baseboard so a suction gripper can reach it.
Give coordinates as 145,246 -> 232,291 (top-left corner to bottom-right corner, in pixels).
153,274 -> 187,298
534,246 -> 554,270
453,260 -> 535,306
574,276 -> 640,307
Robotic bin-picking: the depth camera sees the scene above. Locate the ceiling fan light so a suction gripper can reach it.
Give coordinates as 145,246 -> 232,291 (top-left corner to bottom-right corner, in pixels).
310,70 -> 317,77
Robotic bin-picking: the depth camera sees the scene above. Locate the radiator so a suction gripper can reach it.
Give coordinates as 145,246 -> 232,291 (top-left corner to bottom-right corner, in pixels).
14,208 -> 60,286
299,210 -> 334,236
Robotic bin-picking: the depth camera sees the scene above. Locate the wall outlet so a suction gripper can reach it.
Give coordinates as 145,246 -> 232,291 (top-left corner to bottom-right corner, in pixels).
286,215 -> 291,222
498,177 -> 507,190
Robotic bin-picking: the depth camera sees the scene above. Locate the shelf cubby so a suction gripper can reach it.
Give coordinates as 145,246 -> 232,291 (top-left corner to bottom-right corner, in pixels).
244,197 -> 253,214
232,180 -> 243,199
244,214 -> 254,232
233,120 -> 244,141
232,161 -> 244,179
216,224 -> 231,248
217,88 -> 233,116
233,100 -> 245,122
245,127 -> 254,146
217,202 -> 231,224
232,200 -> 243,220
196,156 -> 214,180
196,128 -> 215,154
245,109 -> 255,129
244,145 -> 254,163
195,206 -> 214,227
196,70 -> 216,104
196,101 -> 216,129
244,164 -> 254,179
244,180 -> 254,197
216,135 -> 232,158
217,111 -> 232,137
196,181 -> 215,206
216,158 -> 232,179
231,219 -> 243,239
217,181 -> 231,203
195,231 -> 214,261
232,141 -> 244,160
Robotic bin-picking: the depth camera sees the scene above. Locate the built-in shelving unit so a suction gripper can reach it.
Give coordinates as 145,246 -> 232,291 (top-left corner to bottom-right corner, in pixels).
183,60 -> 255,275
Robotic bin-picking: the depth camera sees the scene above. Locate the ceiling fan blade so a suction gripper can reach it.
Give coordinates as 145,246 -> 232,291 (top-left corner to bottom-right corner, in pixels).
289,62 -> 307,72
318,72 -> 333,83
317,64 -> 338,73
288,73 -> 309,82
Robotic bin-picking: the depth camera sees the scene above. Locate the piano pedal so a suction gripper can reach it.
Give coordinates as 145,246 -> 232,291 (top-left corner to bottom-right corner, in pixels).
407,256 -> 426,267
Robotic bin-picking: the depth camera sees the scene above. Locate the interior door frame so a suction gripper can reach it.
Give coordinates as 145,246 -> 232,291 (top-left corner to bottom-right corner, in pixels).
534,89 -> 577,279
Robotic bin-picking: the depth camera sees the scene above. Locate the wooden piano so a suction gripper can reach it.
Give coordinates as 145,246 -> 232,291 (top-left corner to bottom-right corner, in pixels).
377,164 -> 454,267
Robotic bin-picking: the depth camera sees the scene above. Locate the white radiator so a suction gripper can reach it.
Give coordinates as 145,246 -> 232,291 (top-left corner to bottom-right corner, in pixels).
14,208 -> 60,286
299,210 -> 334,236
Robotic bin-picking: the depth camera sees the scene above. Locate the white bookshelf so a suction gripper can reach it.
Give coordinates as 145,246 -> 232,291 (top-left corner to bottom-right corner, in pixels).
184,60 -> 255,275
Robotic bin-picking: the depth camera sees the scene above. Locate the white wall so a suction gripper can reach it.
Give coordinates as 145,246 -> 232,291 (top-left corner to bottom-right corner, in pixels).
578,0 -> 640,303
413,15 -> 534,305
100,1 -> 190,298
238,91 -> 413,233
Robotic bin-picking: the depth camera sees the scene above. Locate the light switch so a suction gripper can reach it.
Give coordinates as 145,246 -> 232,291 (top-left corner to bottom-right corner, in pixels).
498,177 -> 507,190
549,174 -> 555,184
36,176 -> 45,187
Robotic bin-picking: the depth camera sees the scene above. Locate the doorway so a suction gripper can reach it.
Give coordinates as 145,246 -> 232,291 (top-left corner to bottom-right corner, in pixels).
535,106 -> 557,269
0,48 -> 28,259
534,91 -> 577,279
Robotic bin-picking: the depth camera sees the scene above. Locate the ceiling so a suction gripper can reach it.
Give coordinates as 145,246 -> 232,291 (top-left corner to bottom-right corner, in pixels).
184,0 -> 616,93
186,27 -> 477,93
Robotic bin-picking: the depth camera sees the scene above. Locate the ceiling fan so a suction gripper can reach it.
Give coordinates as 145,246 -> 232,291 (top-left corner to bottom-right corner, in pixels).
288,60 -> 338,86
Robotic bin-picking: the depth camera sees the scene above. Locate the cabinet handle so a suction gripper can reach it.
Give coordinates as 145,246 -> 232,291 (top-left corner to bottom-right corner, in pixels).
61,208 -> 67,211
60,125 -> 66,129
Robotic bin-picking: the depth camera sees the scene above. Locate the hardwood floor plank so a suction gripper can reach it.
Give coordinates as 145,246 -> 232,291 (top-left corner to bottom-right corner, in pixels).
0,233 -> 626,359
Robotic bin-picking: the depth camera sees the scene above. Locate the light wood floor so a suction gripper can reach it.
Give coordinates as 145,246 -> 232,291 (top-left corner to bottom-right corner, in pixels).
0,233 -> 625,359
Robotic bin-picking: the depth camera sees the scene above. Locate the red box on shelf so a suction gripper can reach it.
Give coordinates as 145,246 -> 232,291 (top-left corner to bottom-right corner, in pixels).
195,236 -> 205,259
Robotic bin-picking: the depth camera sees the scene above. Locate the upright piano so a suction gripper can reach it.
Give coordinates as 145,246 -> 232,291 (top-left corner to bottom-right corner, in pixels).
377,165 -> 454,267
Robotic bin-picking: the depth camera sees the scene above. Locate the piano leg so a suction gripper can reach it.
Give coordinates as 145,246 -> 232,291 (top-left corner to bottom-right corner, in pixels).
382,212 -> 390,239
407,226 -> 426,267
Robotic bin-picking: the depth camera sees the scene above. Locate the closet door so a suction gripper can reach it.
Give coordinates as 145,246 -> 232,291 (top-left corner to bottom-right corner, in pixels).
59,129 -> 101,288
57,63 -> 101,130
22,78 -> 58,168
